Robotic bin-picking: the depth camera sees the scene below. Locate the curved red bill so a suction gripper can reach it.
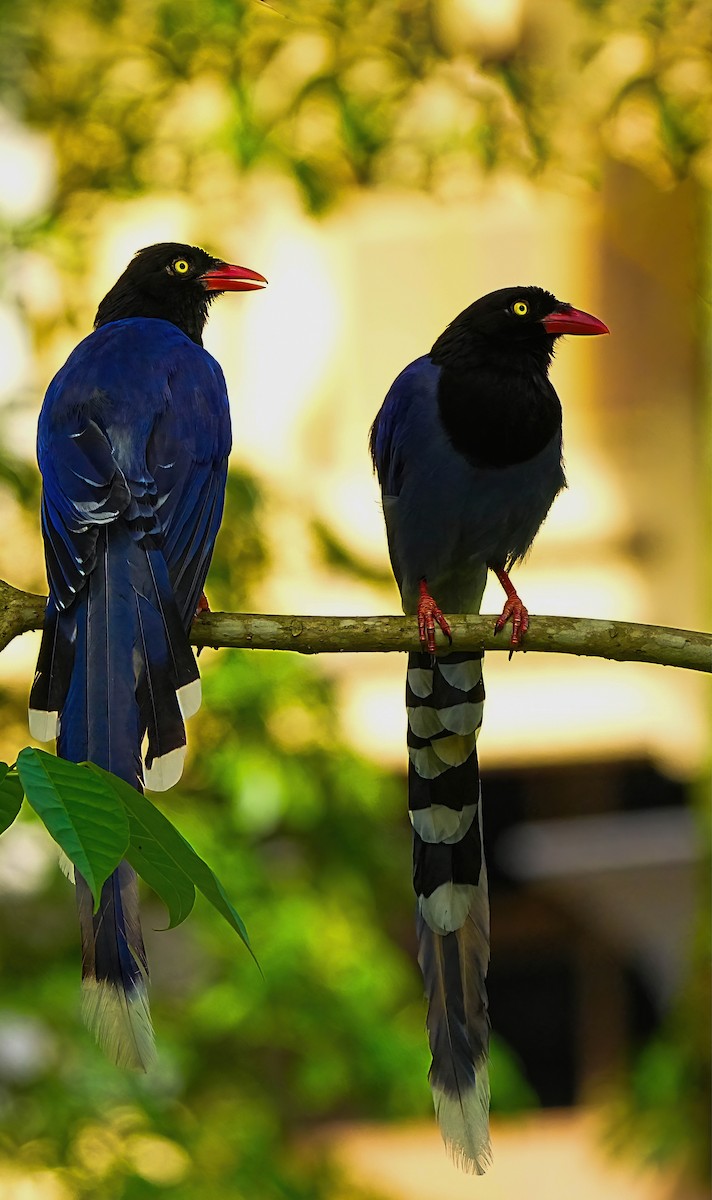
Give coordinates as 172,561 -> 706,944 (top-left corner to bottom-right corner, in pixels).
541,306 -> 609,336
200,263 -> 268,292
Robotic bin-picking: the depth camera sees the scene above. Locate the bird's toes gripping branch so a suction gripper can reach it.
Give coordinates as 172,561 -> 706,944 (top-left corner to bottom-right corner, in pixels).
417,579 -> 453,655
491,567 -> 529,650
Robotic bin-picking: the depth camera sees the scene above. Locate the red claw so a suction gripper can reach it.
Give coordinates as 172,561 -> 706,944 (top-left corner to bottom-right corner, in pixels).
417,579 -> 452,655
492,567 -> 529,651
494,594 -> 529,647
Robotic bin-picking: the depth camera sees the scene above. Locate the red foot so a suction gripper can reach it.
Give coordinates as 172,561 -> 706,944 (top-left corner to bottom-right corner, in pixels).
417,579 -> 452,655
492,567 -> 529,649
195,591 -> 210,619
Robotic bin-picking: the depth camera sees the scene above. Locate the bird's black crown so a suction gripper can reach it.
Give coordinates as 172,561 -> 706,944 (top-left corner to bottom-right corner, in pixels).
94,242 -> 224,345
431,285 -> 567,373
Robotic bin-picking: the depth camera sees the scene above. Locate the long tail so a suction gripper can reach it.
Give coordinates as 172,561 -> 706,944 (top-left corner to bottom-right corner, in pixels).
406,649 -> 491,1173
29,526 -> 200,1069
76,862 -> 153,1069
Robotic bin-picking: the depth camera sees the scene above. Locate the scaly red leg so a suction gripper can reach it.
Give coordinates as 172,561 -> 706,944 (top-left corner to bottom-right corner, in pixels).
417,579 -> 452,655
195,591 -> 210,618
492,566 -> 529,649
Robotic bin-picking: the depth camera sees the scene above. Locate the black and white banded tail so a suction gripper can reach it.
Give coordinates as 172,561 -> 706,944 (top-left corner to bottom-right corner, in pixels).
407,649 -> 491,1173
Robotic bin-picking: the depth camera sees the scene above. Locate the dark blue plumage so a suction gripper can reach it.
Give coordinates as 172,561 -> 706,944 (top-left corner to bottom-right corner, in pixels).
371,353 -> 566,613
370,285 -> 608,1171
30,243 -> 266,1066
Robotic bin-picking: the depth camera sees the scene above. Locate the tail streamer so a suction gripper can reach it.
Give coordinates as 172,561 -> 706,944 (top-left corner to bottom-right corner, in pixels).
407,650 -> 491,1173
30,526 -> 202,1068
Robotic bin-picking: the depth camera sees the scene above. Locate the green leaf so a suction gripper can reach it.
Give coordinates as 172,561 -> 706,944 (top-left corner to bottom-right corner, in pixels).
0,764 -> 23,835
85,764 -> 252,955
84,764 -> 195,928
16,748 -> 129,908
183,846 -> 254,959
128,835 -> 196,929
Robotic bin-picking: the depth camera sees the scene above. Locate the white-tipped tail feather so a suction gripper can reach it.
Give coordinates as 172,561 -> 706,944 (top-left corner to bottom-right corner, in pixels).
57,848 -> 75,882
407,666 -> 434,698
82,978 -> 156,1071
419,882 -> 478,935
410,801 -> 477,844
144,745 -> 186,792
433,1069 -> 492,1175
28,708 -> 59,742
437,659 -> 483,691
177,678 -> 201,720
408,732 -> 477,780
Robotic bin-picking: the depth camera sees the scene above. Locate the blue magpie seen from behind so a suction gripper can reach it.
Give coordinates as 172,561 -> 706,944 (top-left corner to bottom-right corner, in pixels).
30,242 -> 266,1068
370,286 -> 608,1171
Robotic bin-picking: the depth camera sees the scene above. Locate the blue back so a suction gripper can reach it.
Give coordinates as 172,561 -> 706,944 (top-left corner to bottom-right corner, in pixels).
39,317 -> 231,624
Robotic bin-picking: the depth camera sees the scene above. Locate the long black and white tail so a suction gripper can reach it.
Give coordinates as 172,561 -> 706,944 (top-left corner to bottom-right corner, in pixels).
29,526 -> 201,1069
406,649 -> 491,1173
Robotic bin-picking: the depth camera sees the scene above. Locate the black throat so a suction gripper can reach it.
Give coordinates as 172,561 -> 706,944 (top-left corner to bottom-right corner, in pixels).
94,284 -> 212,346
432,332 -> 562,469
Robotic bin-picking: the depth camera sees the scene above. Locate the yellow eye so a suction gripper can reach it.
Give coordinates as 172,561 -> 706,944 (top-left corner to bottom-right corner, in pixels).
173,258 -> 190,275
512,300 -> 529,317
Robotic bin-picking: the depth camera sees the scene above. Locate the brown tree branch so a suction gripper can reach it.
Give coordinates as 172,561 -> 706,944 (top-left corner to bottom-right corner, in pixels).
2,578 -> 709,673
0,579 -> 47,654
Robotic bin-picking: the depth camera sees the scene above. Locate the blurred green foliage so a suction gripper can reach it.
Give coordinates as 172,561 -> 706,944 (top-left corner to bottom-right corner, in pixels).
1,0 -> 712,226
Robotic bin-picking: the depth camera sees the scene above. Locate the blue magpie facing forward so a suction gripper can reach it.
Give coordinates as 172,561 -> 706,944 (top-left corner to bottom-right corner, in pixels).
370,286 -> 608,1171
30,243 -> 266,1067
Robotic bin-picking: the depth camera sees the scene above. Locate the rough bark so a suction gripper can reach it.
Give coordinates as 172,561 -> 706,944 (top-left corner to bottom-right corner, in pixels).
3,579 -> 709,672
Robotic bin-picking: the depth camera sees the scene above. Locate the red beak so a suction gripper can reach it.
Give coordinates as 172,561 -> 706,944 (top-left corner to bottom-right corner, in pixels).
541,306 -> 609,336
200,262 -> 268,292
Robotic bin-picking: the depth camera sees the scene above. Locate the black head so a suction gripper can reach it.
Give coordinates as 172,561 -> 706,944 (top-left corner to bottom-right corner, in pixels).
431,285 -> 608,374
94,242 -> 267,345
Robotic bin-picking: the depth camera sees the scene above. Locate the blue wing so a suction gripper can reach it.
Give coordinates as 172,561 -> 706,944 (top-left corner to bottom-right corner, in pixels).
370,356 -> 437,500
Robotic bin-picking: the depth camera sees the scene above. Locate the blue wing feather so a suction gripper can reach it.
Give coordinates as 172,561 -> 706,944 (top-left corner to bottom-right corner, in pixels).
370,356 -> 436,499
156,456 -> 228,623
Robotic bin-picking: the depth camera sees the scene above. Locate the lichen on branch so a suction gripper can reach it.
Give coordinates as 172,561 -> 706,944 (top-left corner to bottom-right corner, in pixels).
1,578 -> 709,673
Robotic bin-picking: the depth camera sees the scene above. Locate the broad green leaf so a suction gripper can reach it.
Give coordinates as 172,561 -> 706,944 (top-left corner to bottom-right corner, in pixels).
86,764 -> 252,955
127,837 -> 196,929
183,849 -> 254,959
0,764 -> 23,835
85,764 -> 195,928
17,749 -> 129,909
